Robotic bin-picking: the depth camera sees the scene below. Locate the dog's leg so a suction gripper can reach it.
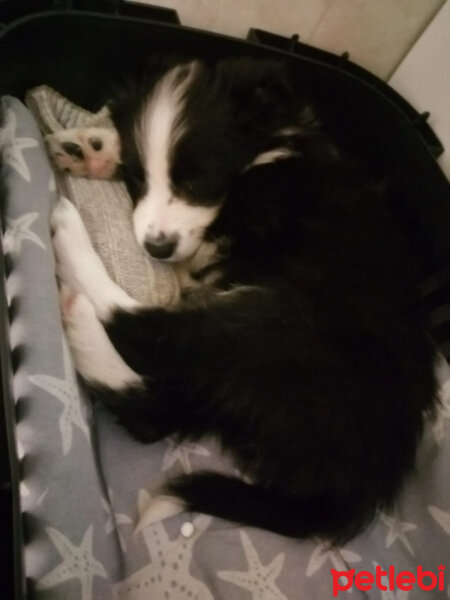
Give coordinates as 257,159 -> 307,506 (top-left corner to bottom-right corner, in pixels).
59,285 -> 177,442
51,197 -> 139,321
51,198 -> 269,445
60,286 -> 142,390
52,197 -> 188,441
46,127 -> 121,179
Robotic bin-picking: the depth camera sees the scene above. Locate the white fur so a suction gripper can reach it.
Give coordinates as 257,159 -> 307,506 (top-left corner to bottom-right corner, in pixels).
249,147 -> 297,169
61,288 -> 143,390
134,199 -> 219,262
135,495 -> 185,536
277,126 -> 302,136
133,62 -> 219,261
52,197 -> 139,321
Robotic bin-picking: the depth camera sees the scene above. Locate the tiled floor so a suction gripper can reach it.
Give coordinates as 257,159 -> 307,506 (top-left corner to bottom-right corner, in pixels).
139,0 -> 444,79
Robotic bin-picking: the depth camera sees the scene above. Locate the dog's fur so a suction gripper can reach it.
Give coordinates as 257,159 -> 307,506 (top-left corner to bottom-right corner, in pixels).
50,57 -> 438,543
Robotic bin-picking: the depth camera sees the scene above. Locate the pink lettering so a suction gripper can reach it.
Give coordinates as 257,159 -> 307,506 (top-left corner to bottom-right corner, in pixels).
375,565 -> 387,591
417,566 -> 437,591
396,572 -> 415,591
389,565 -> 395,591
331,569 -> 355,597
438,565 -> 445,591
354,571 -> 374,591
330,564 -> 446,596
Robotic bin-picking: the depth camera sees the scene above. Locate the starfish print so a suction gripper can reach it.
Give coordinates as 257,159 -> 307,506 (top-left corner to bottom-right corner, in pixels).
380,512 -> 417,555
19,481 -> 30,498
113,489 -> 213,600
37,487 -> 50,506
16,439 -> 25,460
0,107 -> 38,181
16,443 -> 31,498
3,213 -> 46,255
372,561 -> 410,600
433,380 -> 450,444
49,173 -> 56,192
162,437 -> 210,474
37,525 -> 107,600
306,540 -> 361,578
101,488 -> 132,552
218,530 -> 287,600
29,337 -> 90,454
428,505 -> 450,535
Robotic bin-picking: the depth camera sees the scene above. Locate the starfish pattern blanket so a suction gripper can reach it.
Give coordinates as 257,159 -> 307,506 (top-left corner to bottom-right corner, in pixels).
1,96 -> 450,600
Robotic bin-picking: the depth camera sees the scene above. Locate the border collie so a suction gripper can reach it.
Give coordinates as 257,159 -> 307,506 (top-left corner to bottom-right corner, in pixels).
48,57 -> 437,543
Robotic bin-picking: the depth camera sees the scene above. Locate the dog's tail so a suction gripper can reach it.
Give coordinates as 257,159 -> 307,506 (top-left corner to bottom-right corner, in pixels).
165,471 -> 374,543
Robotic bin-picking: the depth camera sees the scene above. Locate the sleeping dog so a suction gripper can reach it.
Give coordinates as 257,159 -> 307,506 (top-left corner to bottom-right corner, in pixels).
48,57 -> 437,543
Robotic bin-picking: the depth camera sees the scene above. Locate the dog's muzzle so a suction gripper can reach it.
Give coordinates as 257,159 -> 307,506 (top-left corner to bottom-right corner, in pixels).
144,233 -> 179,260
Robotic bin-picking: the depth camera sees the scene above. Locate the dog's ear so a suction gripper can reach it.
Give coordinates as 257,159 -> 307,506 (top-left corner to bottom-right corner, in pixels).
242,60 -> 292,109
217,58 -> 296,128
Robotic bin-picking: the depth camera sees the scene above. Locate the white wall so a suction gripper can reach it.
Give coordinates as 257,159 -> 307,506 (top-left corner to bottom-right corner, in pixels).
137,0 -> 444,79
389,2 -> 450,179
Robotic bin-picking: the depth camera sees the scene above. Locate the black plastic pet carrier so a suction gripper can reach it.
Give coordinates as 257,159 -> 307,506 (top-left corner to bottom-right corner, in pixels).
1,2 -> 449,599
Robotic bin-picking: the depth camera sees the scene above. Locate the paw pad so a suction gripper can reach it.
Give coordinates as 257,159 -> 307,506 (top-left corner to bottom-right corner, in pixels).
46,127 -> 120,179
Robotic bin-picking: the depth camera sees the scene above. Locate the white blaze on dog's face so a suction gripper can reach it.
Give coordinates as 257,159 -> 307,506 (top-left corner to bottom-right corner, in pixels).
132,62 -> 220,262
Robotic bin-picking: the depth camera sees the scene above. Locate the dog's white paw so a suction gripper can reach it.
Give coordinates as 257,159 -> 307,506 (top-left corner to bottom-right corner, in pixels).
59,285 -> 95,326
51,196 -> 88,239
61,286 -> 142,389
60,288 -> 102,379
59,283 -> 79,322
51,197 -> 97,295
46,127 -> 120,179
135,494 -> 186,536
52,197 -> 140,320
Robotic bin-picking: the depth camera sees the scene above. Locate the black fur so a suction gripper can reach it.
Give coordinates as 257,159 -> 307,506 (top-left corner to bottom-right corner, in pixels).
90,58 -> 437,543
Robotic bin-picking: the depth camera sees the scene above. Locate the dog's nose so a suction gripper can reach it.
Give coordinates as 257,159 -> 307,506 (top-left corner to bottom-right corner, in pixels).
144,234 -> 178,260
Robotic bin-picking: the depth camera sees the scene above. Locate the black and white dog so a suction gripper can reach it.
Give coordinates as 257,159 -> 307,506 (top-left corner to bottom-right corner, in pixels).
48,57 -> 437,543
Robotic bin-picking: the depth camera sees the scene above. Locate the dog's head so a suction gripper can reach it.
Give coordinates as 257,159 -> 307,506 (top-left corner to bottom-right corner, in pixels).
116,58 -> 303,262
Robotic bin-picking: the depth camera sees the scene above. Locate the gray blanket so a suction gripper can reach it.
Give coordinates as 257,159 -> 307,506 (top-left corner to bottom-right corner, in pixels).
1,96 -> 450,600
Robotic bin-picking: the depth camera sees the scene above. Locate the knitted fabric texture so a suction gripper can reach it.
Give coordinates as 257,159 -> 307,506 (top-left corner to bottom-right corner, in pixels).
26,85 -> 179,306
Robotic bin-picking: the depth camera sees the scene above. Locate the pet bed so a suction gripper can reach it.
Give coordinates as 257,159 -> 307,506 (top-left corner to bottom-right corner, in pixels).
1,4 -> 450,600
